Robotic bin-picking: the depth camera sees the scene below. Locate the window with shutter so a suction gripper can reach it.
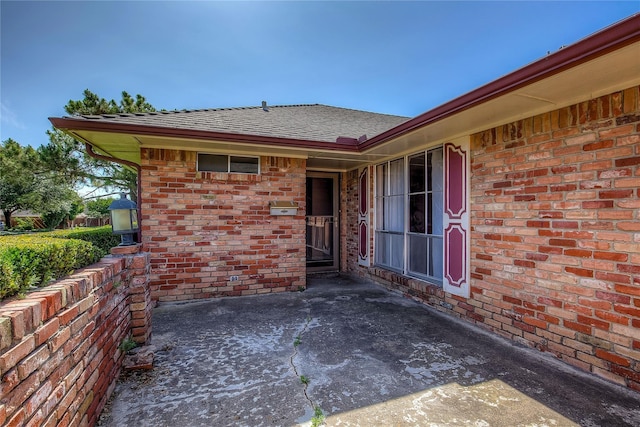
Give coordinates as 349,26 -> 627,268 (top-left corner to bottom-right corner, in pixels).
372,141 -> 469,296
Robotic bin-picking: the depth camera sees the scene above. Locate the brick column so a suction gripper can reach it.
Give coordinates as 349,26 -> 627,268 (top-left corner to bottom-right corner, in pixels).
110,244 -> 152,344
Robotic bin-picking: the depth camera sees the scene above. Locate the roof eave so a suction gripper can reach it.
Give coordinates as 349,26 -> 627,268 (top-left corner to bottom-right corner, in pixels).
48,117 -> 361,153
359,13 -> 640,150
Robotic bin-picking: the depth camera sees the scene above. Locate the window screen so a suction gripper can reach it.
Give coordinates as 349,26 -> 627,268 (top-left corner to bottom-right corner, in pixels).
198,154 -> 227,172
198,154 -> 259,174
374,146 -> 444,283
229,156 -> 259,173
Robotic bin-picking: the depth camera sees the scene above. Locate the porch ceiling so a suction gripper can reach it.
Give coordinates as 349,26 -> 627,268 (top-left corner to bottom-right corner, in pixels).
55,22 -> 640,172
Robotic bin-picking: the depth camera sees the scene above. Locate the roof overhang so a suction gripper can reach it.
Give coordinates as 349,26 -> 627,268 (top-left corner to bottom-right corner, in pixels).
50,14 -> 640,171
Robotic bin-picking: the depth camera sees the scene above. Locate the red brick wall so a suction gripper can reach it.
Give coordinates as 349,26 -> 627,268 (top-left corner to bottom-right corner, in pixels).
140,149 -> 306,302
0,248 -> 151,426
340,171 -> 350,271
345,85 -> 640,391
344,169 -> 359,271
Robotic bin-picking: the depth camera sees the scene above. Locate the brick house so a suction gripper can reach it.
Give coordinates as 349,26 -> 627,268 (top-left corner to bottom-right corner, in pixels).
51,14 -> 640,390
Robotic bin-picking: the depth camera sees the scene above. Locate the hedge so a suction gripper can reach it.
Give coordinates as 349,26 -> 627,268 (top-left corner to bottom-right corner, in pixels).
0,226 -> 121,301
0,236 -> 101,300
49,226 -> 121,258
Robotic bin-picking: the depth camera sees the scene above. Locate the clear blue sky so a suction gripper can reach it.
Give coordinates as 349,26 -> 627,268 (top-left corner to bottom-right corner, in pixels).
1,1 -> 638,148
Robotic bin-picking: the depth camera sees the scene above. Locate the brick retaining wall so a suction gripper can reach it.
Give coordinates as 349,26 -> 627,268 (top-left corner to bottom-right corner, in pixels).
0,246 -> 151,426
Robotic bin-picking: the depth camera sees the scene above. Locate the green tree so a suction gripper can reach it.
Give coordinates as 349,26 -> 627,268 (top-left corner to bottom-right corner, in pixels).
1,139 -> 85,230
86,197 -> 114,218
40,130 -> 138,197
0,139 -> 42,226
43,89 -> 157,199
65,89 -> 155,115
86,197 -> 114,226
35,185 -> 84,229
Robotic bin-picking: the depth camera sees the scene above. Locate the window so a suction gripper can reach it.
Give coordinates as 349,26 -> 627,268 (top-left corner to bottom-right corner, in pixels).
372,141 -> 470,297
375,147 -> 444,283
197,154 -> 259,174
375,159 -> 405,271
408,149 -> 444,280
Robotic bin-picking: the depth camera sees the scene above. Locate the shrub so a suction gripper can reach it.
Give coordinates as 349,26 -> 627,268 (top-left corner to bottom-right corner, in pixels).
49,226 -> 121,257
0,258 -> 18,300
13,218 -> 35,231
0,235 -> 101,300
0,226 -> 125,301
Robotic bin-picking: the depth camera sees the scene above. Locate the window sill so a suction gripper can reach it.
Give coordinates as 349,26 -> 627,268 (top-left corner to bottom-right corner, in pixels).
196,171 -> 263,182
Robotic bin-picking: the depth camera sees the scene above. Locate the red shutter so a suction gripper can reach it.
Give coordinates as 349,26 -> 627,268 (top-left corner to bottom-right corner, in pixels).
443,141 -> 470,298
358,167 -> 370,266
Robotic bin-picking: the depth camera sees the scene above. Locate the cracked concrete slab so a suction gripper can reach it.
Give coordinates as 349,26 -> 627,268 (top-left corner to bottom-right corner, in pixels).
98,274 -> 640,426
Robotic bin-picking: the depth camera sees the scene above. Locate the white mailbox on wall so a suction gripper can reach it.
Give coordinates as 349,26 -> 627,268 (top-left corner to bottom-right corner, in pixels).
270,201 -> 298,216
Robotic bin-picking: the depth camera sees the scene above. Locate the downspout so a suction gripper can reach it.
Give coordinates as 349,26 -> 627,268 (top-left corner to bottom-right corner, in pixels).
84,143 -> 143,243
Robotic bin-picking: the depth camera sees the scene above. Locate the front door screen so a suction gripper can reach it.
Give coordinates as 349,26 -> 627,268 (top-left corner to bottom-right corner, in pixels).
306,176 -> 337,269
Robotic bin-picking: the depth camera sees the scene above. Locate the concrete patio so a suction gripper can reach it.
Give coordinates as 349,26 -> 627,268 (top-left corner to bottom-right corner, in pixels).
98,274 -> 640,426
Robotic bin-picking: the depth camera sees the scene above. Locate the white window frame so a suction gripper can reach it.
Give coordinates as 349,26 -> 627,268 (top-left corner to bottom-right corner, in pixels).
374,159 -> 406,274
372,139 -> 470,298
374,146 -> 444,285
407,148 -> 444,283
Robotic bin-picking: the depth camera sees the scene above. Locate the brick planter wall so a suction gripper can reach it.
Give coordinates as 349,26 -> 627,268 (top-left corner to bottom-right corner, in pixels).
346,85 -> 640,392
0,246 -> 151,426
140,149 -> 306,302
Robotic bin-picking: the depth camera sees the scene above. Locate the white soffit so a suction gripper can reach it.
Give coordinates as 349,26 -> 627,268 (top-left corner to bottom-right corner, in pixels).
365,41 -> 640,159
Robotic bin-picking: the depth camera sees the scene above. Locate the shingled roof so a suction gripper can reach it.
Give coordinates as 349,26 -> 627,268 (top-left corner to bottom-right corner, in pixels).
49,14 -> 640,171
66,104 -> 410,143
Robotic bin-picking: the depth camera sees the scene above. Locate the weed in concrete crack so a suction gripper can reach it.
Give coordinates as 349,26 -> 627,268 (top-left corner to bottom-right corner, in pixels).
291,316 -> 324,423
119,337 -> 137,353
311,406 -> 325,427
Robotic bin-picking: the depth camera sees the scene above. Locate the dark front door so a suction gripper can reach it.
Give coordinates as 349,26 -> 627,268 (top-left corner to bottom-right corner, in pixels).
306,172 -> 339,271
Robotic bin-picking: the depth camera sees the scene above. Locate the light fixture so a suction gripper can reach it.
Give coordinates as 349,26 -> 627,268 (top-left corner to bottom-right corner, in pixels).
108,193 -> 139,246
